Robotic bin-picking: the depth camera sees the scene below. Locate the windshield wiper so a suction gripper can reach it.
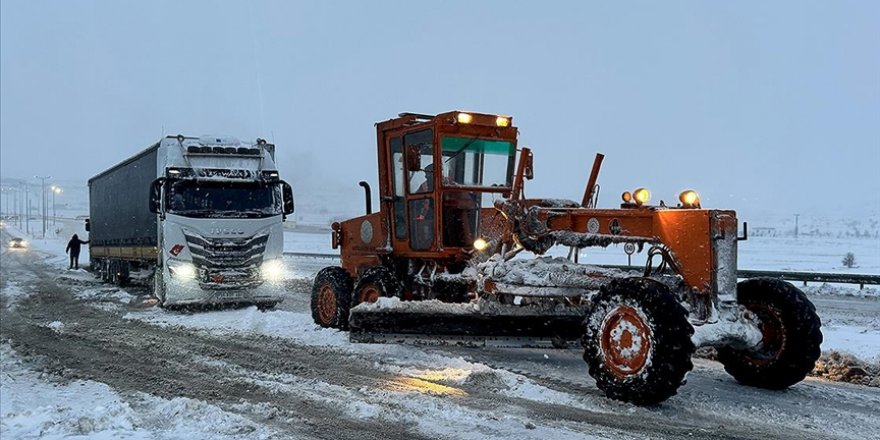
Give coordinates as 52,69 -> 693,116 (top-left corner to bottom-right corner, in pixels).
444,135 -> 480,164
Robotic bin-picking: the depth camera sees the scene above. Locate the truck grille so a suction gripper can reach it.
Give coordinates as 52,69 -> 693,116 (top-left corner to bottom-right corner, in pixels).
183,231 -> 269,289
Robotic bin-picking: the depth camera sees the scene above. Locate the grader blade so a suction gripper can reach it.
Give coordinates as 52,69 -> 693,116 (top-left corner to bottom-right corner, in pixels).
348,301 -> 585,345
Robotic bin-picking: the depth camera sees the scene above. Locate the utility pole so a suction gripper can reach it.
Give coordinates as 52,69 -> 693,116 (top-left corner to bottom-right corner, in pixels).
24,183 -> 29,234
35,176 -> 51,238
794,214 -> 800,240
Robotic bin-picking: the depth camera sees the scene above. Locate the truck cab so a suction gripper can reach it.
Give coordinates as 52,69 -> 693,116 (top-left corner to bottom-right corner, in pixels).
149,135 -> 294,306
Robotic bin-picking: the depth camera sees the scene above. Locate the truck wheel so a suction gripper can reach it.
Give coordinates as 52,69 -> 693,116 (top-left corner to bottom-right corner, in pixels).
583,277 -> 694,405
111,261 -> 129,287
353,266 -> 401,306
99,260 -> 109,281
717,278 -> 822,389
311,267 -> 353,329
153,268 -> 166,306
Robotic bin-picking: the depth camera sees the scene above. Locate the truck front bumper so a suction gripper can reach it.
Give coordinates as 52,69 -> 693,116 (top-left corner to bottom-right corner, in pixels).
163,278 -> 286,306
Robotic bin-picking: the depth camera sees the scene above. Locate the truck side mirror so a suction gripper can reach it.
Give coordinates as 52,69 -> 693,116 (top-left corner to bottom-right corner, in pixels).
407,145 -> 422,171
281,181 -> 295,215
149,178 -> 165,214
84,218 -> 90,232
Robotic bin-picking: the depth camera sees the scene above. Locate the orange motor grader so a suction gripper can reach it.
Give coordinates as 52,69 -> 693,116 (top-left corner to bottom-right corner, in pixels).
310,111 -> 822,405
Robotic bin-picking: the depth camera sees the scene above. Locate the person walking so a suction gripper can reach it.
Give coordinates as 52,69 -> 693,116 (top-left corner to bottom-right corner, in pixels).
65,234 -> 89,270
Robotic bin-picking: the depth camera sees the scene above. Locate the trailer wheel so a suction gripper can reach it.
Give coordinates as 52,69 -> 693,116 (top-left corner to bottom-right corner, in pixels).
311,267 -> 353,329
717,278 -> 822,389
583,277 -> 694,405
256,301 -> 279,312
353,266 -> 401,306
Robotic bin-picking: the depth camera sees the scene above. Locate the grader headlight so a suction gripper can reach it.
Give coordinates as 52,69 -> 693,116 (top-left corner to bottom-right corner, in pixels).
633,187 -> 651,205
679,190 -> 701,208
456,112 -> 473,124
473,238 -> 489,252
621,191 -> 633,203
495,116 -> 510,127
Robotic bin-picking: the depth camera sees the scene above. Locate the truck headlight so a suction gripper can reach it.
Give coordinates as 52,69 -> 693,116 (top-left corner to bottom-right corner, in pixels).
261,260 -> 285,282
168,260 -> 197,279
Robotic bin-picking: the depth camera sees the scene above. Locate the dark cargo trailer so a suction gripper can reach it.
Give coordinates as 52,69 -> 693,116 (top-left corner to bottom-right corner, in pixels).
88,143 -> 159,264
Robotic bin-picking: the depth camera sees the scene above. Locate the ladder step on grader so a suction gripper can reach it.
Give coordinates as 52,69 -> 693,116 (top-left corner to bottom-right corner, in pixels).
310,111 -> 822,405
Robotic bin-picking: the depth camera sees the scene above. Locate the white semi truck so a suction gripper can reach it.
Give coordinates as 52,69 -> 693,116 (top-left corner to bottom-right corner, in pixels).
87,135 -> 293,307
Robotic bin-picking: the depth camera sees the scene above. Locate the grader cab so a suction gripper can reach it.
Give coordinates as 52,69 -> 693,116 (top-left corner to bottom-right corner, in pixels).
310,111 -> 822,405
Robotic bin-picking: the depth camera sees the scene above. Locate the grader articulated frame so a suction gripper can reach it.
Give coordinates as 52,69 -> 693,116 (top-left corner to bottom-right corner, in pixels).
310,111 -> 822,404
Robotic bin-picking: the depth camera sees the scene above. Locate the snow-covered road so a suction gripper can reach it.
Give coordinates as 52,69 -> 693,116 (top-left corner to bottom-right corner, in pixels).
2,229 -> 879,439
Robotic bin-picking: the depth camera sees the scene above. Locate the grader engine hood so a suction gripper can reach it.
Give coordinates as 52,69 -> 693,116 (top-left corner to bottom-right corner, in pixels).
511,202 -> 740,298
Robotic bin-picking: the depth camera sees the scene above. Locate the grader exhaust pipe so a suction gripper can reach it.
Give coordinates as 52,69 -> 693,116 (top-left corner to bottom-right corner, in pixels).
359,181 -> 372,214
582,153 -> 604,208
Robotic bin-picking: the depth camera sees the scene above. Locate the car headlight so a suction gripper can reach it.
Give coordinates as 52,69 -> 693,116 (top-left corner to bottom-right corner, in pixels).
168,260 -> 197,279
261,259 -> 285,282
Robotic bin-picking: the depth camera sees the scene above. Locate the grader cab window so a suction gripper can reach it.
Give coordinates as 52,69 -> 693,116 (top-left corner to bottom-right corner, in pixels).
405,130 -> 435,194
439,136 -> 515,247
390,137 -> 407,240
404,129 -> 435,250
440,137 -> 515,189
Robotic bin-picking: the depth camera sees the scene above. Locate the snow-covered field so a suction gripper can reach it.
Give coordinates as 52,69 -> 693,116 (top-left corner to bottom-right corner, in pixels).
3,217 -> 880,439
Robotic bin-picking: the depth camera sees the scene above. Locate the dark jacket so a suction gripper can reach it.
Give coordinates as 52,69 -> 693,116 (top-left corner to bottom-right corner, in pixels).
66,235 -> 89,256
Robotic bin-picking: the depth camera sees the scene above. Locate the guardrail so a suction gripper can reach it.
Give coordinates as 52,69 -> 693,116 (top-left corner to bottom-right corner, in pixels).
282,252 -> 880,289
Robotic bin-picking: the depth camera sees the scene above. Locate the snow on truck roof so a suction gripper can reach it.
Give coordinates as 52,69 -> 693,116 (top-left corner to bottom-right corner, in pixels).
88,135 -> 274,183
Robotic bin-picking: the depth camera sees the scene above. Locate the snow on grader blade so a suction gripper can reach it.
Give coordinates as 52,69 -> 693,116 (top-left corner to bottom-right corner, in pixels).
309,110 -> 823,405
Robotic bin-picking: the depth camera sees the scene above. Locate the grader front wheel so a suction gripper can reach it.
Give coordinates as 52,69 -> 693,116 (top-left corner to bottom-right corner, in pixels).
310,267 -> 353,329
718,278 -> 822,389
584,278 -> 695,405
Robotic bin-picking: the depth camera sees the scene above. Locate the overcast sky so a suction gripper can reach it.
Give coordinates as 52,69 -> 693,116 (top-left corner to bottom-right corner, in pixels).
1,1 -> 878,218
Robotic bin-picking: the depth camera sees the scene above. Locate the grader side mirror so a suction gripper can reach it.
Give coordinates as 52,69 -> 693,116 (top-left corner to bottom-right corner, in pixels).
407,145 -> 422,171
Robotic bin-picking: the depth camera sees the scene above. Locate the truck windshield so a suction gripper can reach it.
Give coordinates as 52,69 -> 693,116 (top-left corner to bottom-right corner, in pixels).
440,136 -> 515,189
166,181 -> 282,218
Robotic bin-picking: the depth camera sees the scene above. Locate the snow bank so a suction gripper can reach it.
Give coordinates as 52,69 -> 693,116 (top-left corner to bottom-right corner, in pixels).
0,343 -> 275,440
821,325 -> 880,362
804,283 -> 880,298
123,306 -> 350,347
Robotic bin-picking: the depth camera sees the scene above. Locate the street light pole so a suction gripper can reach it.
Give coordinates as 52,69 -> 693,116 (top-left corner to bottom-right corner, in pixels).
51,186 -> 62,227
35,176 -> 51,239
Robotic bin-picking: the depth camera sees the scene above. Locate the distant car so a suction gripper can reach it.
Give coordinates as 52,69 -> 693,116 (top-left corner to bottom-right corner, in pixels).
8,237 -> 28,249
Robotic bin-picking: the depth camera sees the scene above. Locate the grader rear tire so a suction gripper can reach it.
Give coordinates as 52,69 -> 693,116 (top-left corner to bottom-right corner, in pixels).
717,278 -> 822,389
583,278 -> 695,405
353,266 -> 401,307
310,267 -> 353,329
